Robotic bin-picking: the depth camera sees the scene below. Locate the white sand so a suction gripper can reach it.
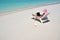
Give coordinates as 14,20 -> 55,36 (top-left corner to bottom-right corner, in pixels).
0,3 -> 60,40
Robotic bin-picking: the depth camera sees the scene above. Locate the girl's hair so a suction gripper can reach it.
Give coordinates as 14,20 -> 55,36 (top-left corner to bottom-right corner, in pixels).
36,12 -> 41,16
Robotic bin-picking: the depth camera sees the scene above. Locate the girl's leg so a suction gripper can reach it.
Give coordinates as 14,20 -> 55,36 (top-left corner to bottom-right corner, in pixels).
32,14 -> 37,19
32,16 -> 36,19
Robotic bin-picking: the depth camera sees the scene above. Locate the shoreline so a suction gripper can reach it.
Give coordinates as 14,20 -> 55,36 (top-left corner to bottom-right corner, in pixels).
0,1 -> 60,40
0,2 -> 60,16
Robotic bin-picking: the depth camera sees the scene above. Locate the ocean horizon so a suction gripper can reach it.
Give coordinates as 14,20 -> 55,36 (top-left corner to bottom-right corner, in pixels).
0,0 -> 60,11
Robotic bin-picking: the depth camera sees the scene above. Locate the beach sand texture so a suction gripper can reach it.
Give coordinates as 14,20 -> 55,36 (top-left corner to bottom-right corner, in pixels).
0,3 -> 60,40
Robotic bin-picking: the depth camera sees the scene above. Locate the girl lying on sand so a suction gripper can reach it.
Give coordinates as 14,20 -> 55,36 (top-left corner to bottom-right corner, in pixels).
32,9 -> 49,23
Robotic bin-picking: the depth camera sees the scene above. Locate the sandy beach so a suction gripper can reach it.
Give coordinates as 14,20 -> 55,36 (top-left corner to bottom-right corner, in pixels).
0,3 -> 60,40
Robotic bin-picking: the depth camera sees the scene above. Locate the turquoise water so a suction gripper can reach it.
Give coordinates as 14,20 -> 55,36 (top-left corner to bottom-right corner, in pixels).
0,0 -> 60,11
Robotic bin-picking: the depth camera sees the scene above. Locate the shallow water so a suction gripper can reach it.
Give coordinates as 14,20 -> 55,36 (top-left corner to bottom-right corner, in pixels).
0,0 -> 60,11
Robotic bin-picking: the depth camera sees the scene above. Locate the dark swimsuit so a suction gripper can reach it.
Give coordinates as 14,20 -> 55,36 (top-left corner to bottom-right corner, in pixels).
36,12 -> 41,16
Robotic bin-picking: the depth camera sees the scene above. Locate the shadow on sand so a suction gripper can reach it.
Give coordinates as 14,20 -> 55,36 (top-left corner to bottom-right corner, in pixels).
32,18 -> 50,24
43,20 -> 50,23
